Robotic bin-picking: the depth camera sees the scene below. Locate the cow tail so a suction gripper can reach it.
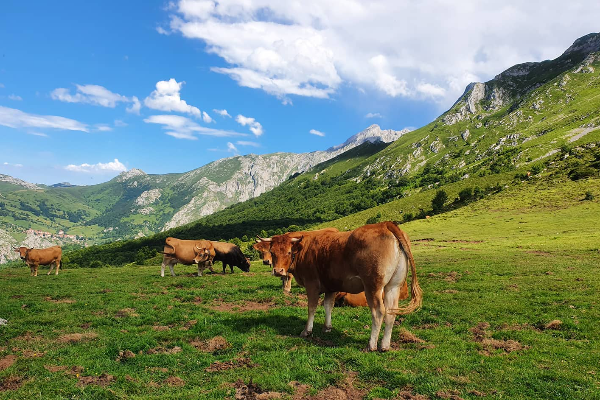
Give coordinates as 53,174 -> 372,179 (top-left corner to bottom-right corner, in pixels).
385,221 -> 423,315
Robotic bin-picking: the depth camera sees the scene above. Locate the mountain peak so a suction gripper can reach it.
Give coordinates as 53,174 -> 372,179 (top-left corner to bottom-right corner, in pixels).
0,174 -> 41,190
116,168 -> 147,182
562,32 -> 600,57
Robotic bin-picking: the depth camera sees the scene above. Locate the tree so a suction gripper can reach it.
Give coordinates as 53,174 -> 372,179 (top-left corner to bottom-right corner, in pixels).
431,190 -> 448,213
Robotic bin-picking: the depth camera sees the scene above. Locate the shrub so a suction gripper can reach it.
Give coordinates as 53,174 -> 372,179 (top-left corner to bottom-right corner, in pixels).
431,190 -> 448,213
584,191 -> 595,201
458,187 -> 473,203
366,212 -> 382,225
569,166 -> 596,181
402,212 -> 414,222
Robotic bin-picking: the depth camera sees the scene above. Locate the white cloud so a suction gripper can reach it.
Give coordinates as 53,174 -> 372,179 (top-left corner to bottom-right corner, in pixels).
157,26 -> 170,35
236,140 -> 260,147
8,94 -> 22,101
3,162 -> 23,167
65,158 -> 127,173
114,119 -> 128,127
95,124 -> 113,132
165,0 -> 600,105
144,114 -> 247,140
365,112 -> 382,119
51,84 -> 132,108
27,131 -> 48,137
0,106 -> 88,132
235,114 -> 263,137
144,79 -> 200,117
126,96 -> 141,115
213,109 -> 231,118
202,111 -> 213,123
309,129 -> 325,137
227,142 -> 238,153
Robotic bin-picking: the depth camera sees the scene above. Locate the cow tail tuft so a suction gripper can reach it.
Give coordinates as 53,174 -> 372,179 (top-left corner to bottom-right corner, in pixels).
385,221 -> 423,315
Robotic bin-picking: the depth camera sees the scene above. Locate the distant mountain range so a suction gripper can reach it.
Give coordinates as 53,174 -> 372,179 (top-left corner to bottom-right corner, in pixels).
0,124 -> 409,263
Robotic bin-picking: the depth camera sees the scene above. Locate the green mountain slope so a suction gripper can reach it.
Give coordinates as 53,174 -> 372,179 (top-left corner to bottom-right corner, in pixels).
55,33 -> 600,268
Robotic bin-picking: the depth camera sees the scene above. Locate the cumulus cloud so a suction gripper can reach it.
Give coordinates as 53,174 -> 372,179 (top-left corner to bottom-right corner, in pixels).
65,158 -> 127,173
144,79 -> 200,117
165,0 -> 600,105
8,94 -> 22,101
51,84 -> 134,108
144,114 -> 247,140
95,124 -> 113,132
202,111 -> 213,123
114,119 -> 128,127
3,162 -> 23,167
365,112 -> 382,118
309,129 -> 325,137
213,109 -> 231,118
235,114 -> 263,137
0,105 -> 88,132
126,96 -> 141,115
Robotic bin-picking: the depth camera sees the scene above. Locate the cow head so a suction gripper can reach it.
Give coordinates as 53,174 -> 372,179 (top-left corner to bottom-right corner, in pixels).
258,235 -> 303,277
193,245 -> 212,264
253,239 -> 272,266
240,257 -> 251,272
14,246 -> 29,260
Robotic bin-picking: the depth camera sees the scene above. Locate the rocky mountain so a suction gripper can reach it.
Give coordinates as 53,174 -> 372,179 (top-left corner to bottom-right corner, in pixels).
0,124 -> 408,263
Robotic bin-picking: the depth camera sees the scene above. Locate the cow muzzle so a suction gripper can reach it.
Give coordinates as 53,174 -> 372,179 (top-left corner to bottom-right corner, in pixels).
272,267 -> 286,277
262,260 -> 271,266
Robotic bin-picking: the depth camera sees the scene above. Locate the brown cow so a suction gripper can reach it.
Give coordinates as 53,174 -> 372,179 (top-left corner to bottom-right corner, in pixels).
206,241 -> 250,274
335,281 -> 409,307
253,228 -> 339,293
14,246 -> 62,276
258,221 -> 422,352
160,237 -> 215,277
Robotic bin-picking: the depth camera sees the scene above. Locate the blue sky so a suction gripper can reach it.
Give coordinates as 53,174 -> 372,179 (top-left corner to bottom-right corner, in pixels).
1,0 -> 599,185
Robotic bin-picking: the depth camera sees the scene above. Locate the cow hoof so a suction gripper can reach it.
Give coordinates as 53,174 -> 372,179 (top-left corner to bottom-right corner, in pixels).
379,347 -> 390,352
300,330 -> 312,337
323,326 -> 332,333
364,345 -> 377,352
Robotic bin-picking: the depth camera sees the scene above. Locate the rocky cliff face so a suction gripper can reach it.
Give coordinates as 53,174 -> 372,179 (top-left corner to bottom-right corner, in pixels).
443,32 -> 600,126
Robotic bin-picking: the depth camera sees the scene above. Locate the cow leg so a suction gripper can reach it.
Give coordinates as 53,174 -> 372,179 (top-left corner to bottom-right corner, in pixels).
301,288 -> 320,337
47,262 -> 55,275
365,288 -> 385,351
323,292 -> 337,332
160,260 -> 167,277
55,259 -> 61,275
197,262 -> 204,277
208,261 -> 216,274
33,264 -> 39,277
380,284 -> 401,351
29,264 -> 34,276
222,263 -> 227,274
282,274 -> 293,293
230,264 -> 234,273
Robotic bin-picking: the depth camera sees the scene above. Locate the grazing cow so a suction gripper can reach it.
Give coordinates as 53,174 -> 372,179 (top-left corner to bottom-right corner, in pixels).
258,221 -> 422,351
14,246 -> 62,276
209,241 -> 251,274
253,228 -> 339,293
335,281 -> 409,307
160,237 -> 215,277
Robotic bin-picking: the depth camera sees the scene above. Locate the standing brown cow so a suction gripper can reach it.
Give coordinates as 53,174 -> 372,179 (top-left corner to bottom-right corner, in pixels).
160,237 -> 215,277
14,246 -> 62,276
258,221 -> 422,352
253,228 -> 339,293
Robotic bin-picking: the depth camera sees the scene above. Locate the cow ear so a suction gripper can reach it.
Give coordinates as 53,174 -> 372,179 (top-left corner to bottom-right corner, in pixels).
292,241 -> 303,254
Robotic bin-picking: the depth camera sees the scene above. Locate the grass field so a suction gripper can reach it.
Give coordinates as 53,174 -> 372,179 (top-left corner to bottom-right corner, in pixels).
1,179 -> 600,399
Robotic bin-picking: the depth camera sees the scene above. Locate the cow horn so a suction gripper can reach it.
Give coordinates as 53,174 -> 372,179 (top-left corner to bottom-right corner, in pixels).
256,235 -> 271,242
291,236 -> 303,243
194,245 -> 202,251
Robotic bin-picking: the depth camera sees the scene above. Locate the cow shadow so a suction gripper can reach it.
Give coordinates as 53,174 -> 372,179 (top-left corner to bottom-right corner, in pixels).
227,314 -> 365,348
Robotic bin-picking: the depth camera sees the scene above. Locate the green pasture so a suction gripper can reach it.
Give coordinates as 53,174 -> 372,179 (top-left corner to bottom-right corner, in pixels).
1,177 -> 599,399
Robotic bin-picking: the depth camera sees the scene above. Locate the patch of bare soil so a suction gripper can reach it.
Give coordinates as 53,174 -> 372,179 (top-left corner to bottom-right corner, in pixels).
441,290 -> 459,294
12,332 -> 43,343
44,365 -> 68,373
56,332 -> 98,344
209,298 -> 276,313
469,322 -> 526,356
544,320 -> 563,330
44,296 -> 75,304
414,238 -> 435,242
116,350 -> 136,362
393,386 -> 431,399
0,375 -> 24,391
306,372 -> 366,400
21,350 -> 45,358
80,323 -> 92,329
427,272 -> 461,283
10,295 -> 23,299
436,389 -> 465,400
192,336 -> 231,353
397,329 -> 425,344
468,389 -> 486,396
165,376 -> 185,387
234,379 -> 282,399
205,357 -> 256,372
180,320 -> 197,331
64,366 -> 84,376
448,239 -> 483,244
147,346 -> 182,355
0,355 -> 17,371
308,336 -> 336,347
100,288 -> 112,293
115,308 -> 139,318
76,373 -> 115,387
152,325 -> 171,331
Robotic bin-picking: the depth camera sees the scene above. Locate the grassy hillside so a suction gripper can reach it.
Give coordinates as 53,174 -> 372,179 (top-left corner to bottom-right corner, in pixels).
1,174 -> 598,399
